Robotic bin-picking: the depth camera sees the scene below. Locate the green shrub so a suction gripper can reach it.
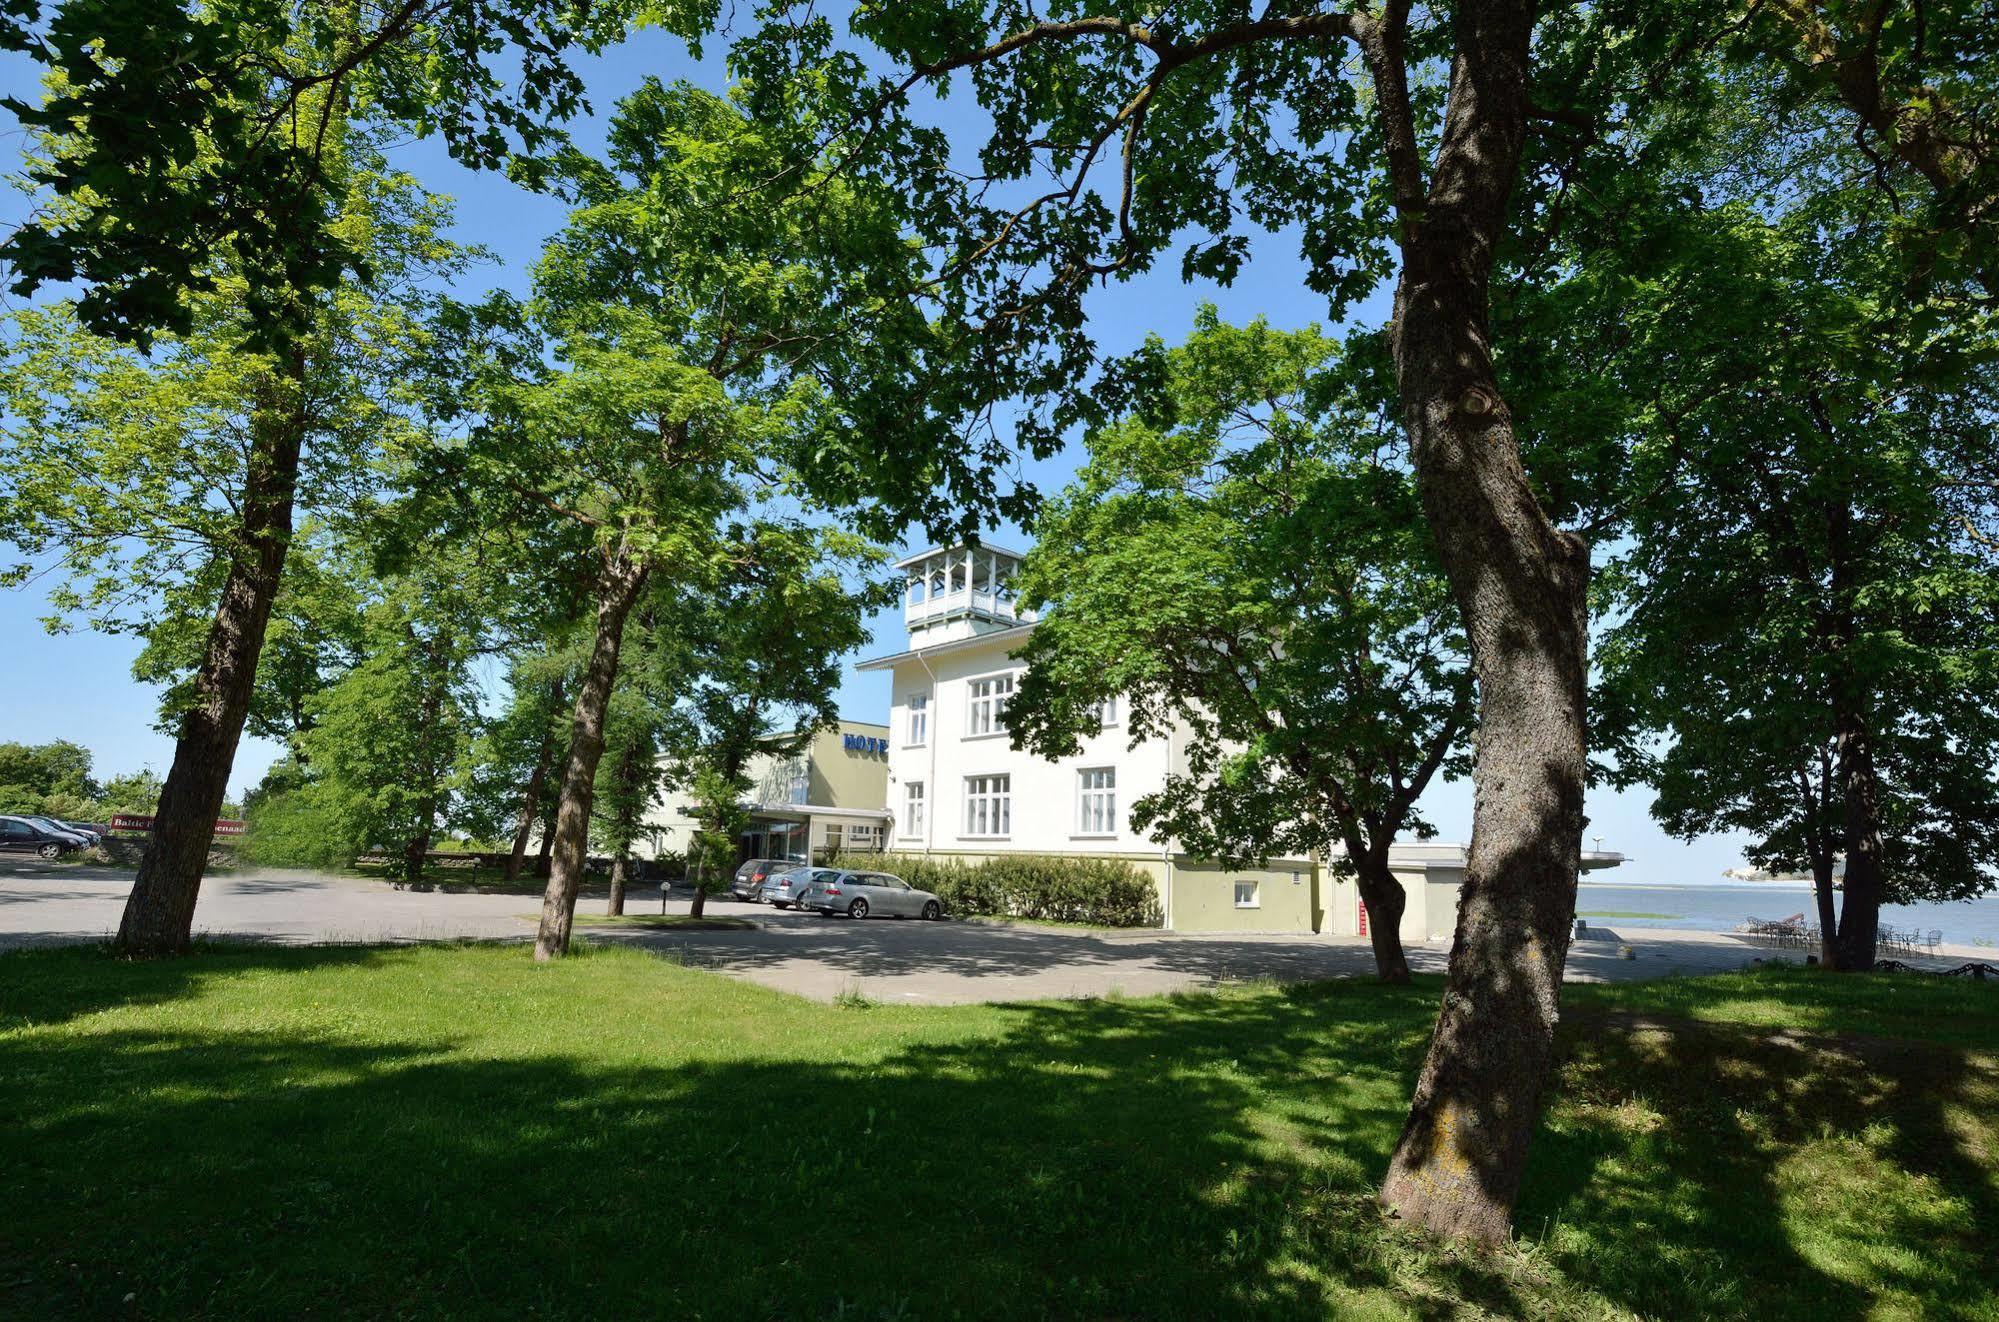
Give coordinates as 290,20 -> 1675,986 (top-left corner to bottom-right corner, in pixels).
827,852 -> 1162,927
238,787 -> 355,870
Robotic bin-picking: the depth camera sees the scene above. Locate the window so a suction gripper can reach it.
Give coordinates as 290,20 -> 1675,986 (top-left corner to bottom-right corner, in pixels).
966,674 -> 1014,736
1076,767 -> 1117,836
1096,694 -> 1121,728
902,782 -> 925,838
786,761 -> 810,805
824,824 -> 845,854
908,693 -> 929,745
963,774 -> 1011,837
1234,880 -> 1261,909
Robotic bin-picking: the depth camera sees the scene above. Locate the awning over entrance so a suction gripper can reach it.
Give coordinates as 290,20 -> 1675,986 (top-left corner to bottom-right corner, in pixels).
740,804 -> 891,864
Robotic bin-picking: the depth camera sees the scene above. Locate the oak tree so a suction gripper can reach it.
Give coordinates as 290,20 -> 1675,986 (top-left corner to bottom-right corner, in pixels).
731,0 -> 1618,1239
0,137 -> 467,950
1008,310 -> 1471,983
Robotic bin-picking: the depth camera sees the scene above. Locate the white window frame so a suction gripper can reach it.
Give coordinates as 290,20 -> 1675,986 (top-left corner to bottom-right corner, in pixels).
963,773 -> 1012,838
1096,694 -> 1122,729
964,672 -> 1015,738
902,782 -> 925,839
1074,766 -> 1117,838
907,692 -> 929,746
1233,880 -> 1261,909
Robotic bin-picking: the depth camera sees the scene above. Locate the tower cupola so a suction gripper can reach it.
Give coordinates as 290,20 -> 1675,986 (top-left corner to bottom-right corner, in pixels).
899,542 -> 1035,643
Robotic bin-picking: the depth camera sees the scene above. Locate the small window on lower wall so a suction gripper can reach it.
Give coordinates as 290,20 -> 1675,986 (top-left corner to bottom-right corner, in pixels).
1233,880 -> 1260,909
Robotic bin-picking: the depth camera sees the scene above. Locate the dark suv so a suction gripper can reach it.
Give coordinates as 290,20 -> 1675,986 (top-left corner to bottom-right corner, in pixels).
729,858 -> 793,901
0,815 -> 87,860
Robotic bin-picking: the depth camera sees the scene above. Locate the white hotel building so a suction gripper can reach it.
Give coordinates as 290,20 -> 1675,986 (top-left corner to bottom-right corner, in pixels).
857,542 -> 1624,937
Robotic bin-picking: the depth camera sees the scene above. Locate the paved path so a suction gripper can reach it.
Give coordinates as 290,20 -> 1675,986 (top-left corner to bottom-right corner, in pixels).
3,862 -> 1985,1004
0,862 -> 537,948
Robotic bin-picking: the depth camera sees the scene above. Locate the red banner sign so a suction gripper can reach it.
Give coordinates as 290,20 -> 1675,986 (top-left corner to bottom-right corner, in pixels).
109,814 -> 245,837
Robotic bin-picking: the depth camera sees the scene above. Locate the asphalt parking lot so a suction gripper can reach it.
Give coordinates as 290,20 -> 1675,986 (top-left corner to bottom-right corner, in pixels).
0,860 -> 1899,1004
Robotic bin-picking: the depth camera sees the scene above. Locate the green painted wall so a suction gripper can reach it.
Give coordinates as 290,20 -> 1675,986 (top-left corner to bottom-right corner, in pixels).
1166,859 -> 1319,933
806,720 -> 890,811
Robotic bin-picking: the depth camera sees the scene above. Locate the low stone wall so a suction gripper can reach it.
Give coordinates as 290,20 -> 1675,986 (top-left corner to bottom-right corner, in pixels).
98,835 -> 236,869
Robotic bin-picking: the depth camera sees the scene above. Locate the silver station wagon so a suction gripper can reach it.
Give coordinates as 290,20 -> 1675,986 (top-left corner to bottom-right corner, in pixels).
798,870 -> 943,921
759,865 -> 838,909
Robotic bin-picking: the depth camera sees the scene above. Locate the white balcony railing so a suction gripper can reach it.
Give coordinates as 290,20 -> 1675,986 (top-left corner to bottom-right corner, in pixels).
906,587 -> 1025,625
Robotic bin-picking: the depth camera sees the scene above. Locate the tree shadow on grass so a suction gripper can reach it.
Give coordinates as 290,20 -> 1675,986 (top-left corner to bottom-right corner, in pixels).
0,954 -> 1444,1319
3,947 -> 1995,1319
1521,995 -> 1999,1320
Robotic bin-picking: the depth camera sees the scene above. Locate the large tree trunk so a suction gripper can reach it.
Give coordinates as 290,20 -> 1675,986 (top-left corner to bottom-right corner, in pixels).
1812,856 -> 1839,966
533,553 -> 649,961
1353,853 -> 1413,985
1829,704 -> 1887,970
608,853 -> 629,917
1376,0 -> 1590,1245
399,630 -> 448,889
605,732 -> 647,917
689,851 -> 710,918
116,355 -> 308,955
534,800 -> 557,878
401,821 -> 434,888
505,687 -> 561,883
1822,503 -> 1887,972
1797,754 -> 1840,966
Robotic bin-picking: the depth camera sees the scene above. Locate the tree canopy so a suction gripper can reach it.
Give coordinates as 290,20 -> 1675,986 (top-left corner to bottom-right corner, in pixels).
1009,308 -> 1470,981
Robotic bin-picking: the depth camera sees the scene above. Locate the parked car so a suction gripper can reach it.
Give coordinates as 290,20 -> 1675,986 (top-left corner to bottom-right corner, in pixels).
759,866 -> 839,909
29,816 -> 99,847
0,815 -> 87,860
729,858 -> 794,902
799,870 -> 944,921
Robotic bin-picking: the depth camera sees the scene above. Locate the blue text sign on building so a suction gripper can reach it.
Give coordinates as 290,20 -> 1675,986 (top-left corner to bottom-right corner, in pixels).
843,733 -> 889,756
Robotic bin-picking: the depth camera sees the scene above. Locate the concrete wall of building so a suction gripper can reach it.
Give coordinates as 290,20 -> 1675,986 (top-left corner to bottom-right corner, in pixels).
865,551 -> 1626,936
1165,859 -> 1318,934
1420,871 -> 1464,942
862,846 -> 1323,934
807,720 -> 890,813
876,633 -> 1486,937
882,634 -> 1176,862
1288,865 -> 1462,943
640,719 -> 890,860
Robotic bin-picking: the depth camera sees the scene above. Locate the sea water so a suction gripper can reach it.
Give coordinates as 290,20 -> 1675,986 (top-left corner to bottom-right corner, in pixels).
1576,880 -> 1999,948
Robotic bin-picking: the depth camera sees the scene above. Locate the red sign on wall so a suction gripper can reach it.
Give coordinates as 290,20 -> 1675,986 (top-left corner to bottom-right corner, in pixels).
1357,899 -> 1369,938
109,814 -> 244,837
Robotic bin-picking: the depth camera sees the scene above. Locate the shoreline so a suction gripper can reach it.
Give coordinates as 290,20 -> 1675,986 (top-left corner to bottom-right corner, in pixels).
1574,924 -> 1995,965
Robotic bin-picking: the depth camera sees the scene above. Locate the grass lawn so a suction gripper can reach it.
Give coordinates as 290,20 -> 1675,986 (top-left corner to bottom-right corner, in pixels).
2,944 -> 1995,1319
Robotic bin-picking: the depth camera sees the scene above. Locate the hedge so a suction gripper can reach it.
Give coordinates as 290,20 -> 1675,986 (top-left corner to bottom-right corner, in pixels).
826,852 -> 1162,928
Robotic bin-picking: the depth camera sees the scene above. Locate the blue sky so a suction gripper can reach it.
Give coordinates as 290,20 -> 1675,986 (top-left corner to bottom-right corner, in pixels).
0,23 -> 1753,882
